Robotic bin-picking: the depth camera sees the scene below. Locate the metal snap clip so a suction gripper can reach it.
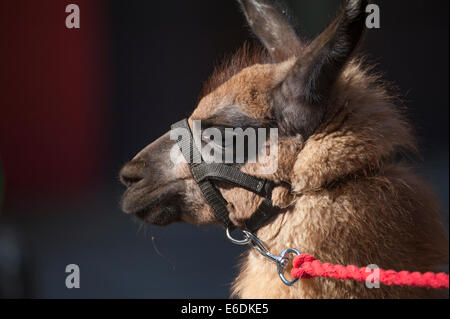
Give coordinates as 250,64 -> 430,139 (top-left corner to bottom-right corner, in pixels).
276,248 -> 301,286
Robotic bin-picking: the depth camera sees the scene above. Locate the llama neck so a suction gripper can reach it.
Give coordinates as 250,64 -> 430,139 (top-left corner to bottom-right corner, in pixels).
234,198 -> 352,299
256,208 -> 295,253
232,205 -> 316,299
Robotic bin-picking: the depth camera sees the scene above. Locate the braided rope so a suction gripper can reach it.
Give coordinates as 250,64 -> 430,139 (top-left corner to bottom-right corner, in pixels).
291,254 -> 449,290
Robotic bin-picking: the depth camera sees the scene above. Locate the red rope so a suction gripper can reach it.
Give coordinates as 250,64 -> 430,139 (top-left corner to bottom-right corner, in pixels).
291,254 -> 449,290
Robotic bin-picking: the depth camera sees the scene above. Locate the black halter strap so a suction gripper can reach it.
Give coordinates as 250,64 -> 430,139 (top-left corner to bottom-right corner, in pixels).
171,119 -> 282,233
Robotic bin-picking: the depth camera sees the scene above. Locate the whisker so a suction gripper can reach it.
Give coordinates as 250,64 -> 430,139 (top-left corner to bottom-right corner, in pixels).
149,227 -> 176,272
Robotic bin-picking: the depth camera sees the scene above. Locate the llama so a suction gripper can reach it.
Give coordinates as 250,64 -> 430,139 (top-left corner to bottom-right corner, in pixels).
119,0 -> 449,298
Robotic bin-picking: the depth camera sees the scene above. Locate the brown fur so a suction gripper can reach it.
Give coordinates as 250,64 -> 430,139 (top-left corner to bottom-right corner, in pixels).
226,58 -> 449,299
188,52 -> 449,299
199,42 -> 272,101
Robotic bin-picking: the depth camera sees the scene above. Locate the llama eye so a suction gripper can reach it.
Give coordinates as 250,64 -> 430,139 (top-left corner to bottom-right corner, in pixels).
202,129 -> 234,150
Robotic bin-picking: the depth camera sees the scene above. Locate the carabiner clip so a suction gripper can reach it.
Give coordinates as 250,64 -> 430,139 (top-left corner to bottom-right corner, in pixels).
226,228 -> 301,287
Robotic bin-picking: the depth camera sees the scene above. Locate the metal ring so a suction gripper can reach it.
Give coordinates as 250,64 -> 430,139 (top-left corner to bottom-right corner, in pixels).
226,228 -> 252,246
277,248 -> 301,286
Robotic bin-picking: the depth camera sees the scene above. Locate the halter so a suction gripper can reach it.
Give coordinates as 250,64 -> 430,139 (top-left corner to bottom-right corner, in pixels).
171,119 -> 300,286
171,119 -> 283,232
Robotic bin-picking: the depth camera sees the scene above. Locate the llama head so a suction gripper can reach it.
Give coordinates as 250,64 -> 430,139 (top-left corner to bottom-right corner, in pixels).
120,0 -> 368,227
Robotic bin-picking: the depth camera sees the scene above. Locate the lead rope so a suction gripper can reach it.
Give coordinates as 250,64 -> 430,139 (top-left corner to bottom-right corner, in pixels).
291,254 -> 450,289
227,229 -> 450,289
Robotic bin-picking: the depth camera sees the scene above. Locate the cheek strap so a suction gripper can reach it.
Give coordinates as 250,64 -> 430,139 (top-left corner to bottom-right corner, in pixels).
171,119 -> 283,233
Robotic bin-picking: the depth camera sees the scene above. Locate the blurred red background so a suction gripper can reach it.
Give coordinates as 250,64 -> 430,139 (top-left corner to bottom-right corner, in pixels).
0,0 -> 108,205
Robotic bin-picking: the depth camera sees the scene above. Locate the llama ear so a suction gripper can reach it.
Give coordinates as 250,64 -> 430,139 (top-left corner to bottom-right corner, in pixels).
273,0 -> 367,138
300,0 -> 368,105
238,0 -> 303,60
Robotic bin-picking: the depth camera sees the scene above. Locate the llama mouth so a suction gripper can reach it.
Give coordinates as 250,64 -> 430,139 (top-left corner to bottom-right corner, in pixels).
120,180 -> 184,225
135,204 -> 180,226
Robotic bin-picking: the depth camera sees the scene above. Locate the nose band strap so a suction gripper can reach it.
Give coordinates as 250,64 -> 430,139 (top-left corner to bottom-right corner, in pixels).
191,164 -> 275,197
171,119 -> 282,233
172,119 -> 233,228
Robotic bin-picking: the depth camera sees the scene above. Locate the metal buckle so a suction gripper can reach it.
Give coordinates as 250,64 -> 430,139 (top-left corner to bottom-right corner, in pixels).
226,228 -> 300,286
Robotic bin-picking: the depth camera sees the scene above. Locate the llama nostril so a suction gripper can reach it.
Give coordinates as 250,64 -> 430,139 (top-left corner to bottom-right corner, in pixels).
119,161 -> 146,187
120,173 -> 142,187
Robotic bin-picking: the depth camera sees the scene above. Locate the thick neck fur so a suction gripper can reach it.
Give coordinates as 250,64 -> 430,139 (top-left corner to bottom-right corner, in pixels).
232,59 -> 449,299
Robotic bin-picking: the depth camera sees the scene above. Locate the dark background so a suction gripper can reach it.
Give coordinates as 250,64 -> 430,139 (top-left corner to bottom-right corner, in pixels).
0,0 -> 448,298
